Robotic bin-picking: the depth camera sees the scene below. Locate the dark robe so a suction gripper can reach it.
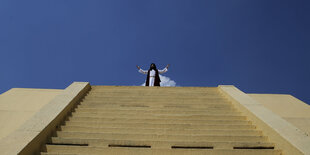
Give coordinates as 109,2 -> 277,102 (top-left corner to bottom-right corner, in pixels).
145,69 -> 161,86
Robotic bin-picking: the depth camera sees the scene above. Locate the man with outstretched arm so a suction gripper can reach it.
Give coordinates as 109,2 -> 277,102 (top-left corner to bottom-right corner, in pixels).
136,63 -> 170,87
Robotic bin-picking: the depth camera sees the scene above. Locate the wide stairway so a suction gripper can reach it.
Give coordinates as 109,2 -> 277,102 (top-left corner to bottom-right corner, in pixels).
41,86 -> 282,155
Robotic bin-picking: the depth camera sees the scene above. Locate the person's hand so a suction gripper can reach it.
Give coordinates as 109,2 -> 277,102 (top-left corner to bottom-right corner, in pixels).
166,64 -> 170,68
136,65 -> 141,70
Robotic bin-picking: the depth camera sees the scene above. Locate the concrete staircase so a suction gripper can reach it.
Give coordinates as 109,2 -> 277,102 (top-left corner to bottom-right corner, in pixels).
41,86 -> 282,155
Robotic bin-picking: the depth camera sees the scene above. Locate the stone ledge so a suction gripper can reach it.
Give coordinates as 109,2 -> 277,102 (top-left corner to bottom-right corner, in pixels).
219,85 -> 310,155
0,82 -> 91,155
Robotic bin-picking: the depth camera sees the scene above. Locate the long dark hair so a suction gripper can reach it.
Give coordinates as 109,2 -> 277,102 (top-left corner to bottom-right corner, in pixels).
149,63 -> 157,70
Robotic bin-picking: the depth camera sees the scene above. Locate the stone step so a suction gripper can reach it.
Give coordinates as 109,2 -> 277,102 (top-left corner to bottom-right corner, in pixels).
82,97 -> 229,102
79,103 -> 233,109
42,153 -> 75,155
71,111 -> 242,117
74,108 -> 237,115
76,106 -> 237,112
70,112 -> 246,120
77,104 -> 236,110
89,90 -> 220,94
43,145 -> 281,155
68,117 -> 251,125
56,131 -> 267,142
88,91 -> 221,96
58,130 -> 260,138
74,108 -> 239,114
85,93 -> 224,98
80,100 -> 232,106
85,91 -> 222,95
90,86 -> 218,90
72,111 -> 240,117
77,104 -> 233,109
51,137 -> 274,149
63,121 -> 256,130
89,87 -> 219,91
90,87 -> 219,91
86,93 -> 222,97
60,126 -> 262,136
82,96 -> 228,101
83,95 -> 227,100
86,91 -> 223,95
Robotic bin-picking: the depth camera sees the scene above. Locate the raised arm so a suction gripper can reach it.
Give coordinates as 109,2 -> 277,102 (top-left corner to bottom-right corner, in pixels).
137,65 -> 148,74
158,64 -> 170,74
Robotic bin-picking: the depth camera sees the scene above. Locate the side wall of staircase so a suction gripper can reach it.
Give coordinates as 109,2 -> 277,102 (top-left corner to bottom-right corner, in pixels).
219,85 -> 310,155
0,82 -> 91,155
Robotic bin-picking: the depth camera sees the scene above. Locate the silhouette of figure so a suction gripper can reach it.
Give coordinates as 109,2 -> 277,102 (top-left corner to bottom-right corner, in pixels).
137,63 -> 170,86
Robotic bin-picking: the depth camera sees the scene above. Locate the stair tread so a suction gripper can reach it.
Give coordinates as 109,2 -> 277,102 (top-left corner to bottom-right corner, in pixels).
51,137 -> 274,146
44,145 -> 282,155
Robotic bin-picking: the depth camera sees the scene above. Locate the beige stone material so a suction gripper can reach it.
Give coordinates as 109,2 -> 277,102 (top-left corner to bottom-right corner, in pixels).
43,145 -> 282,155
42,86 -> 281,154
249,94 -> 310,136
219,85 -> 310,155
0,82 -> 90,155
2,85 -> 298,154
0,88 -> 63,139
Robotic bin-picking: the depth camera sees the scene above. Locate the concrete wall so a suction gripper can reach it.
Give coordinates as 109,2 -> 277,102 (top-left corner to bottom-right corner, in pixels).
249,94 -> 310,136
0,82 -> 91,155
0,88 -> 63,139
219,86 -> 310,155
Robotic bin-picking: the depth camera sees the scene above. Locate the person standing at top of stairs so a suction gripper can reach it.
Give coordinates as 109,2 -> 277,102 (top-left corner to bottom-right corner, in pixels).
137,63 -> 170,87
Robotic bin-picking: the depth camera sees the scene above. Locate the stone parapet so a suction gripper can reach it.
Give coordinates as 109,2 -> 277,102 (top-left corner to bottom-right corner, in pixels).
219,85 -> 310,155
0,82 -> 90,155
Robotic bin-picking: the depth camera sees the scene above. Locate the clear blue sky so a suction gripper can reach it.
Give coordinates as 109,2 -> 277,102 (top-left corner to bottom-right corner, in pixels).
0,0 -> 309,104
